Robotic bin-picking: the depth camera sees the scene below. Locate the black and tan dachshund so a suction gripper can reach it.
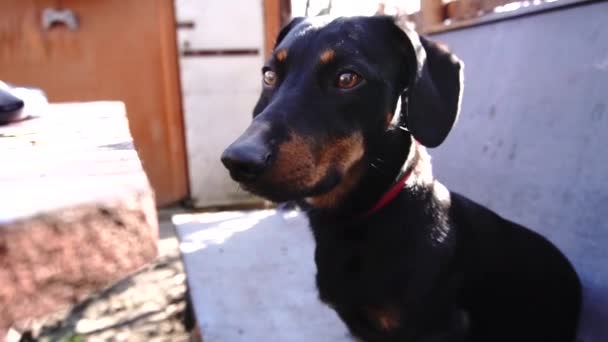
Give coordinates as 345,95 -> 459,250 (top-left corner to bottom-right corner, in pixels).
221,15 -> 581,342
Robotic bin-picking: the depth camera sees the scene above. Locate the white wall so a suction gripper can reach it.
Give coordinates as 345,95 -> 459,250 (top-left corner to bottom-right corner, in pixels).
430,3 -> 608,340
175,0 -> 265,207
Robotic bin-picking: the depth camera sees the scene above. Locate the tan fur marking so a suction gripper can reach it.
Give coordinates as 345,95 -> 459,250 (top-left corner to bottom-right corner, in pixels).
307,161 -> 365,208
320,49 -> 336,64
276,49 -> 288,62
263,131 -> 365,204
385,111 -> 393,129
264,133 -> 314,188
306,133 -> 365,208
367,307 -> 400,332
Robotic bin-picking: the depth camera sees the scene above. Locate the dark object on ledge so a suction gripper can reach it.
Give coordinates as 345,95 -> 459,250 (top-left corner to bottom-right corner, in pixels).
0,86 -> 25,125
0,81 -> 48,125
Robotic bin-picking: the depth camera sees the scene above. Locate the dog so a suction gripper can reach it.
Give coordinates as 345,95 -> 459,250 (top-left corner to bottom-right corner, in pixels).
221,15 -> 582,342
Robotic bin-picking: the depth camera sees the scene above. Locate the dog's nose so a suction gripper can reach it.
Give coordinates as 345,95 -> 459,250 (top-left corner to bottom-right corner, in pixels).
221,143 -> 272,182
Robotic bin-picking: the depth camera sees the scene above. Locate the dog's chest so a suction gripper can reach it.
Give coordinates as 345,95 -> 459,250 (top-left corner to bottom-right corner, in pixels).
312,224 -> 442,340
313,225 -> 415,307
312,217 -> 457,319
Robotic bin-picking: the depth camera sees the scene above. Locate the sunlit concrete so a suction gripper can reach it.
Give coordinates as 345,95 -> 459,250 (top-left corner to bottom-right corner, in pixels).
174,210 -> 352,342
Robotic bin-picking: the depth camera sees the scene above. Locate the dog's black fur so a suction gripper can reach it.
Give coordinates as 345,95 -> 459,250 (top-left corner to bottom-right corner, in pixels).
221,16 -> 581,342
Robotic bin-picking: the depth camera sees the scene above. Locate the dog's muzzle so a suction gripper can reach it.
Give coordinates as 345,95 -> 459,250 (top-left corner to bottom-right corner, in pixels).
221,122 -> 274,183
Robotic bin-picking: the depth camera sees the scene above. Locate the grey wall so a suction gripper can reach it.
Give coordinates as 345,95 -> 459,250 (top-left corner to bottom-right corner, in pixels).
429,2 -> 608,341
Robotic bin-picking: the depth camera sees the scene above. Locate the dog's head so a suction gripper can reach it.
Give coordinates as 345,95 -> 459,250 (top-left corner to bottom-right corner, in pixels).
221,16 -> 463,206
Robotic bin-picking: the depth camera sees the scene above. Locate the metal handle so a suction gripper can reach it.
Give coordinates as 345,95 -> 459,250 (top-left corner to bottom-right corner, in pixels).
42,8 -> 79,31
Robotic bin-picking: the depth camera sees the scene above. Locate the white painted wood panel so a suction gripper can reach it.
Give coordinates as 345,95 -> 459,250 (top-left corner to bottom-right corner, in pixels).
175,1 -> 265,207
181,56 -> 264,206
175,0 -> 264,49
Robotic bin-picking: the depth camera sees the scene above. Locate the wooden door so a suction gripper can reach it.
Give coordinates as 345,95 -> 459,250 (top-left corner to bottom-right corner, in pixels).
0,0 -> 188,206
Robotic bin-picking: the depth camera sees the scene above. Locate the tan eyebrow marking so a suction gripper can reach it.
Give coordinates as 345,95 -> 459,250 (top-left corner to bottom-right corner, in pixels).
276,49 -> 288,62
320,49 -> 336,64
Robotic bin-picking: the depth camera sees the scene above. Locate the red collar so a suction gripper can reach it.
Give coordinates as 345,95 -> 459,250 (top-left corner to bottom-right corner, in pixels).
356,140 -> 419,220
357,165 -> 414,219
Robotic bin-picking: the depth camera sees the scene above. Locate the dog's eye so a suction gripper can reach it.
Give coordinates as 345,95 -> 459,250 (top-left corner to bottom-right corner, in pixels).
336,72 -> 361,89
263,70 -> 278,87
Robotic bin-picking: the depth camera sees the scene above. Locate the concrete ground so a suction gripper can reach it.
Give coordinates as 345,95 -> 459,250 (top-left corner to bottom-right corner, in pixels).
174,208 -> 352,342
9,214 -> 189,342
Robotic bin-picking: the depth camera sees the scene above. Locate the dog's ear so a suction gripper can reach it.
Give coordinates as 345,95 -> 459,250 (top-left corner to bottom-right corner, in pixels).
273,17 -> 305,49
396,26 -> 464,148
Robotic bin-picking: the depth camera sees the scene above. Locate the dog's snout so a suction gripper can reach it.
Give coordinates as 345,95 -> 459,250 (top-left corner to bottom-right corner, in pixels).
221,142 -> 272,182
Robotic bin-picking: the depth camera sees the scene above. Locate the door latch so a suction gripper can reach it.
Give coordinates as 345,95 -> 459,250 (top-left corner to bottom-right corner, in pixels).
42,8 -> 79,31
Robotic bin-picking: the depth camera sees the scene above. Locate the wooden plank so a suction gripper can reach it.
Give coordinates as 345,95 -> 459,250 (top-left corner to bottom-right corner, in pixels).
420,0 -> 446,29
263,0 -> 291,58
445,0 -> 482,21
0,102 -> 158,335
156,0 -> 190,205
264,0 -> 282,58
0,0 -> 188,206
423,0 -> 596,34
444,0 -> 518,21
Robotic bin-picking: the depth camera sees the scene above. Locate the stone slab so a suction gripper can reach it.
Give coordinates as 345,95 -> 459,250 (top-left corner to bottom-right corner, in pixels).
0,102 -> 158,334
